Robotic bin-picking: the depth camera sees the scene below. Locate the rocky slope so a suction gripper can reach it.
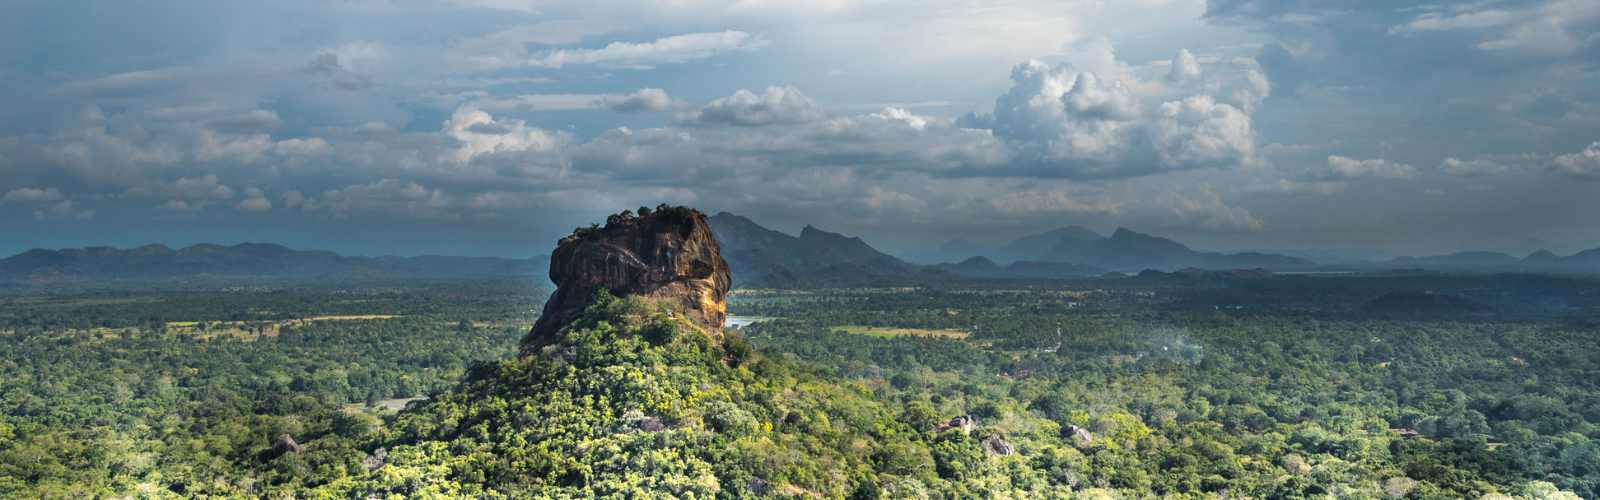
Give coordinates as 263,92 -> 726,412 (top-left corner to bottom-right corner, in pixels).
526,206 -> 731,347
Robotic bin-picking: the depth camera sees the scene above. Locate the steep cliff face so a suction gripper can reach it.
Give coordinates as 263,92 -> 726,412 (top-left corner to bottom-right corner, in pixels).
525,206 -> 731,348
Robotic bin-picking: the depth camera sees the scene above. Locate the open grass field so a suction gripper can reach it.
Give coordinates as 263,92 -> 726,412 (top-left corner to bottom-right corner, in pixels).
830,325 -> 969,339
165,314 -> 402,340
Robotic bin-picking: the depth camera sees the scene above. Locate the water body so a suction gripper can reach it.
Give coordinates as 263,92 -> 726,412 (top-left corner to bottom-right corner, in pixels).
725,315 -> 776,328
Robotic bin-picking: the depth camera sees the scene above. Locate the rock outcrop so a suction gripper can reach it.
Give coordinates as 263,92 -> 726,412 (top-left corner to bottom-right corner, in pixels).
525,205 -> 731,348
271,433 -> 303,456
937,415 -> 979,435
983,435 -> 1016,456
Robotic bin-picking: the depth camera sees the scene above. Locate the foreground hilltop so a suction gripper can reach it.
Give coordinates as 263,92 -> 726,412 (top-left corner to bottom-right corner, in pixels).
313,206 -> 911,497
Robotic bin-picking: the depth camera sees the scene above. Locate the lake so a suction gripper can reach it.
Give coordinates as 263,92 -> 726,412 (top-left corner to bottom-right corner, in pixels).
725,315 -> 776,328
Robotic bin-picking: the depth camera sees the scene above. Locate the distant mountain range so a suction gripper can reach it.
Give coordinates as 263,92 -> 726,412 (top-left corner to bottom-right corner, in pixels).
707,212 -> 918,286
6,213 -> 1598,288
713,214 -> 1600,283
0,243 -> 546,286
932,226 -> 1600,276
707,213 -> 1314,285
1380,249 -> 1600,272
922,225 -> 1315,272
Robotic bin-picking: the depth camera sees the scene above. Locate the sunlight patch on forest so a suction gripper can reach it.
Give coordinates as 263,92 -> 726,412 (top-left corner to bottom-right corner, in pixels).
164,315 -> 402,340
831,325 -> 970,339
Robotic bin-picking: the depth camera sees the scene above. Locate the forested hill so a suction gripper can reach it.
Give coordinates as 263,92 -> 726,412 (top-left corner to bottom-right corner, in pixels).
315,291 -> 912,497
0,243 -> 548,286
316,207 -> 917,495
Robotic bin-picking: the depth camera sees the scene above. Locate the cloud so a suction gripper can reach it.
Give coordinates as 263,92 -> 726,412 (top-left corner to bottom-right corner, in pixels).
8,41 -> 1275,239
314,179 -> 453,220
209,109 -> 283,133
476,94 -> 620,112
168,174 -> 236,201
1324,155 -> 1417,179
5,1 -> 1598,256
195,130 -> 273,163
1391,8 -> 1521,35
1152,95 -> 1255,170
158,199 -> 199,213
573,102 -> 1006,183
527,30 -> 768,69
35,200 -> 93,220
237,197 -> 273,212
1389,1 -> 1600,54
1441,157 -> 1513,176
3,187 -> 92,220
1168,49 -> 1203,82
441,107 -> 570,164
964,61 -> 1141,171
960,55 -> 1262,178
692,86 -> 825,126
602,88 -> 679,113
1553,141 -> 1600,177
450,20 -> 618,69
987,188 -> 1120,217
238,187 -> 273,212
1160,185 -> 1264,231
273,137 -> 333,157
51,66 -> 201,98
302,51 -> 376,91
37,107 -> 184,185
472,89 -> 681,113
3,187 -> 63,203
282,190 -> 306,210
1247,178 -> 1347,195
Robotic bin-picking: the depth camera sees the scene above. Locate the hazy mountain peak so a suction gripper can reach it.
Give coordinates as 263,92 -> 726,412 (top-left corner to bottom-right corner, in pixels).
709,211 -> 761,227
131,244 -> 175,255
1048,225 -> 1101,240
707,213 -> 913,286
1109,227 -> 1142,239
1108,227 -> 1190,250
993,225 -> 1104,262
798,224 -> 828,238
181,243 -> 229,253
957,255 -> 999,267
799,225 -> 868,244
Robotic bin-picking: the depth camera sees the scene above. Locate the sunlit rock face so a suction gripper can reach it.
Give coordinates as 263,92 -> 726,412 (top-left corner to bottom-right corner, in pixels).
525,206 -> 731,349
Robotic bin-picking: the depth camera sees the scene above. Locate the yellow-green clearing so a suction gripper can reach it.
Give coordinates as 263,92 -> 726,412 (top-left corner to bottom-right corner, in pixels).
831,325 -> 968,339
165,315 -> 401,340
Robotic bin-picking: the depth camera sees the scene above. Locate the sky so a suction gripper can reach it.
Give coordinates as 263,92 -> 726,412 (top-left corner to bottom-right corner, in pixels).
1,0 -> 1598,259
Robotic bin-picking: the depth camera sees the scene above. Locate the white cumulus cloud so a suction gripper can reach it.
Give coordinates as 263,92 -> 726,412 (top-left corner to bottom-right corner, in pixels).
528,31 -> 767,69
602,88 -> 679,113
693,86 -> 825,126
1441,157 -> 1512,176
3,187 -> 63,203
442,107 -> 570,164
238,187 -> 273,212
962,55 -> 1262,178
1553,141 -> 1600,178
1325,156 -> 1418,179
